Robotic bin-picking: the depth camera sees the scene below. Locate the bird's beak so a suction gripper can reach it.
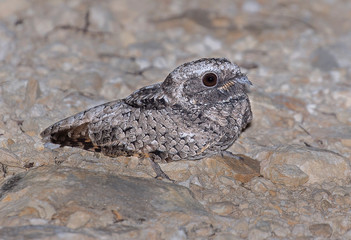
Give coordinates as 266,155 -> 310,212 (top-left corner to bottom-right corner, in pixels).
236,75 -> 252,85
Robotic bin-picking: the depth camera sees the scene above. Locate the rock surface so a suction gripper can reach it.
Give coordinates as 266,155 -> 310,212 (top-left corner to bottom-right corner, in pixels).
0,0 -> 351,239
260,144 -> 351,186
0,166 -> 211,239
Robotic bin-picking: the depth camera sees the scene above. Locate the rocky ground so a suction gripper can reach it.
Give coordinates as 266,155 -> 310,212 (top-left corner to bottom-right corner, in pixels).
0,0 -> 350,239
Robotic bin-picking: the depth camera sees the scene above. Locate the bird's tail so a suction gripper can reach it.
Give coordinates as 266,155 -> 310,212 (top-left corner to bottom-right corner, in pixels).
40,115 -> 100,152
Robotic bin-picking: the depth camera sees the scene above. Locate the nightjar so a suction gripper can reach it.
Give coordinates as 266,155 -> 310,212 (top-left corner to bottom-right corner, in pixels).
41,58 -> 252,179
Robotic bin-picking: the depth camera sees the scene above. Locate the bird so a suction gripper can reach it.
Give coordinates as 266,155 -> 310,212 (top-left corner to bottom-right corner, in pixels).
41,58 -> 253,180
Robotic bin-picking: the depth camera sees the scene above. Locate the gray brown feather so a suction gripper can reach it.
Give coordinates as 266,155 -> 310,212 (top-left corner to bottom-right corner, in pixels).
41,58 -> 252,162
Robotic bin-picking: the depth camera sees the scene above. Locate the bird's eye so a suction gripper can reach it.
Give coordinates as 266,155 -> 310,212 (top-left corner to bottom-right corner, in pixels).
202,73 -> 218,87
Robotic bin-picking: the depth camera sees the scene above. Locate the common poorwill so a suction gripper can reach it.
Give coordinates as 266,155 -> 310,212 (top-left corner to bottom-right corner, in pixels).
41,58 -> 252,177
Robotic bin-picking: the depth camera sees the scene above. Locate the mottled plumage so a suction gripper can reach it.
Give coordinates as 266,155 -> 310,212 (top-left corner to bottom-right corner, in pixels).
41,58 -> 252,178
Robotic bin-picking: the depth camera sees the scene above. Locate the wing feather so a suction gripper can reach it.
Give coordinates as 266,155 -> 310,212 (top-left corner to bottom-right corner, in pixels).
40,101 -> 120,151
123,83 -> 170,109
41,83 -> 170,153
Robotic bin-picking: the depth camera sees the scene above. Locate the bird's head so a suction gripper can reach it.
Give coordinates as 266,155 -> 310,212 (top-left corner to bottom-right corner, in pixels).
162,58 -> 251,106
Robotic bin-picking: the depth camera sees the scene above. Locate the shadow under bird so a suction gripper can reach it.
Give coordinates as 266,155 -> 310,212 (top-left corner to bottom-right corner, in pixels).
41,58 -> 253,180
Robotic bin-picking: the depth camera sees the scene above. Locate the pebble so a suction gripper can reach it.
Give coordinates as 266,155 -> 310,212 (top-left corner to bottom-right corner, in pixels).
66,211 -> 91,229
249,177 -> 276,193
209,201 -> 236,216
266,163 -> 309,187
309,223 -> 333,238
272,225 -> 291,238
201,154 -> 260,183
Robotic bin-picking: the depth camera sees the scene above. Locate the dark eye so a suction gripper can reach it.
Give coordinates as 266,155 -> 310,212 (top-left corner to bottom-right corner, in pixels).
202,73 -> 218,87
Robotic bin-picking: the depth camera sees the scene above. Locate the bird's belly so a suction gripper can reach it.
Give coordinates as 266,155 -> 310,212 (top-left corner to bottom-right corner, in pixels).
149,117 -> 240,162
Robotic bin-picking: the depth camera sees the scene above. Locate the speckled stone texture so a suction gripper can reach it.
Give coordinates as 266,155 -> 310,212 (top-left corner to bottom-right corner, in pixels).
0,0 -> 351,239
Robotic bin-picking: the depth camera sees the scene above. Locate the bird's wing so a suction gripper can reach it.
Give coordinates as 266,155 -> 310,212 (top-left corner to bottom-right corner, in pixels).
123,83 -> 170,109
40,101 -> 122,151
41,83 -> 170,152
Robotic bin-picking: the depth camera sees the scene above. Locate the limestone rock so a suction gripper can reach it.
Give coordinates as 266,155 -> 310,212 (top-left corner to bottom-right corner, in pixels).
201,154 -> 260,183
0,166 -> 209,239
265,163 -> 309,187
209,201 -> 236,216
260,145 -> 351,185
309,223 -> 333,238
0,0 -> 351,239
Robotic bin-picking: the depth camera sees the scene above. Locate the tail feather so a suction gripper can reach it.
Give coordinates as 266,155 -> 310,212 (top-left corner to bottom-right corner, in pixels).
40,117 -> 101,152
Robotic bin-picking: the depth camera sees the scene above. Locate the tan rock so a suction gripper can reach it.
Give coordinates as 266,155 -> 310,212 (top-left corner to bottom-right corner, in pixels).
0,148 -> 22,168
66,211 -> 91,229
260,145 -> 351,185
25,79 -> 40,108
27,200 -> 56,220
201,154 -> 260,183
209,201 -> 236,216
249,177 -> 276,193
266,164 -> 309,187
309,223 -> 333,237
0,166 -> 208,229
